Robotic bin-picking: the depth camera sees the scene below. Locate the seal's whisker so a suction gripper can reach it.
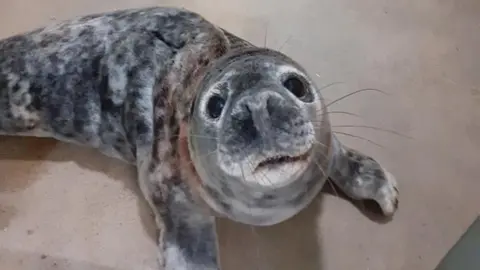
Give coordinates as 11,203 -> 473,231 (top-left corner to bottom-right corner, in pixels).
263,22 -> 269,48
244,155 -> 260,184
311,138 -> 328,150
333,131 -> 385,148
326,178 -> 340,199
252,152 -> 276,187
309,119 -> 387,149
187,134 -> 218,140
332,124 -> 412,139
307,137 -> 341,199
197,149 -> 219,160
306,130 -> 328,150
325,88 -> 390,109
316,110 -> 362,119
181,148 -> 219,168
310,119 -> 410,140
312,158 -> 339,198
239,147 -> 266,186
316,81 -> 345,93
311,153 -> 327,176
277,35 -> 292,52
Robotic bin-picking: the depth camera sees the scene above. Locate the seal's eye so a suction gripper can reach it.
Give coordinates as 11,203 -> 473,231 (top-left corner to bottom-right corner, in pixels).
283,76 -> 307,98
206,94 -> 226,119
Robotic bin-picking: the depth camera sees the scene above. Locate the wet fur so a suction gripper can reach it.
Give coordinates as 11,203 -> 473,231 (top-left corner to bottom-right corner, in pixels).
0,7 -> 399,270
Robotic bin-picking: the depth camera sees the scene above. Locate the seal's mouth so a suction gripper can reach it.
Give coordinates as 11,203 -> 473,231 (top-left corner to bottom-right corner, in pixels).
255,152 -> 310,172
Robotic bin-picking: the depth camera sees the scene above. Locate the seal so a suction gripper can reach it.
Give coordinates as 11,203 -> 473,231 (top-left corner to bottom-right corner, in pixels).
0,6 -> 399,270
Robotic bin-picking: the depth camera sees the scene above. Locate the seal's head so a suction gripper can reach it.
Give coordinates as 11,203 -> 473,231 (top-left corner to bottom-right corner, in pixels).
182,47 -> 332,226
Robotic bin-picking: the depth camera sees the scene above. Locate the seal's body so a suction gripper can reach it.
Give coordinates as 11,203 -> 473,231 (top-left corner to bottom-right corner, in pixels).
0,7 -> 399,270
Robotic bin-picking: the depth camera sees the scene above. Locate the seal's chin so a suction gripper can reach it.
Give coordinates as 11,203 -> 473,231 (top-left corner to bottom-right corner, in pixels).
248,150 -> 312,188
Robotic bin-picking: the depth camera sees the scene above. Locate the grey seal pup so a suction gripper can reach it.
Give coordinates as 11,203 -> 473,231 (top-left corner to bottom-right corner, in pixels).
0,6 -> 399,270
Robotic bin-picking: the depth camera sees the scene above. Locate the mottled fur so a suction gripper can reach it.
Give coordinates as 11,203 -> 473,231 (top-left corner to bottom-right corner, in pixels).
0,7 -> 399,270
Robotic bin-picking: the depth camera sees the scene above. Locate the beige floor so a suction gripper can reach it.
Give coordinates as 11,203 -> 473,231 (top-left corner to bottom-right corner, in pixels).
0,0 -> 479,269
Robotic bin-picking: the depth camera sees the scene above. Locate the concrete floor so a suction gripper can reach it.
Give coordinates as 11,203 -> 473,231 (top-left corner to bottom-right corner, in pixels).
0,0 -> 479,269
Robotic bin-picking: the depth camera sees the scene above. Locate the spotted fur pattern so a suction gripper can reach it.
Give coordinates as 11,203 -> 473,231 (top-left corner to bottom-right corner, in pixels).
0,7 -> 227,269
0,6 -> 399,270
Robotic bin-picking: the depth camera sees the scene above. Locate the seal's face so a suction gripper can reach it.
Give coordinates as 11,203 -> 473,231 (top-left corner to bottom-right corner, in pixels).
187,48 -> 330,226
200,54 -> 318,188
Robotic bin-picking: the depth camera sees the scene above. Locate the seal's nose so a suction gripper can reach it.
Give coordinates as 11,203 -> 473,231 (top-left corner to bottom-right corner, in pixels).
246,92 -> 275,138
232,91 -> 286,149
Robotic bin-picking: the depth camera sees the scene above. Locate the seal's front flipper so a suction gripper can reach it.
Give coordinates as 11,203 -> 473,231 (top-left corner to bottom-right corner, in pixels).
137,156 -> 219,270
160,183 -> 219,270
328,136 -> 399,217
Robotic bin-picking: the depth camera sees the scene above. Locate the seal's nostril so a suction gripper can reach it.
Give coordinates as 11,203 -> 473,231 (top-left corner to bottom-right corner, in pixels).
243,117 -> 258,139
232,106 -> 258,140
244,103 -> 252,114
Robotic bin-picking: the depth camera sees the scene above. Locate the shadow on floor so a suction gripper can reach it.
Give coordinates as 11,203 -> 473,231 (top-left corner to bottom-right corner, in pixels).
217,194 -> 325,270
